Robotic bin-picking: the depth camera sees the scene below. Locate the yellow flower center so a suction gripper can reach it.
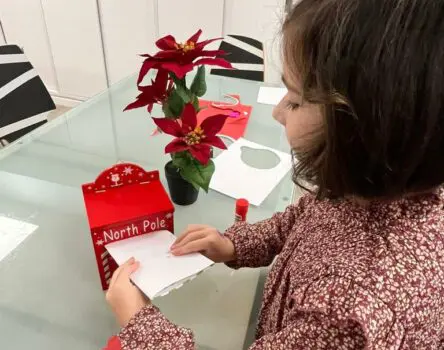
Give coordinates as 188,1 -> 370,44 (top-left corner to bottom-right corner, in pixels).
185,126 -> 205,146
175,41 -> 196,53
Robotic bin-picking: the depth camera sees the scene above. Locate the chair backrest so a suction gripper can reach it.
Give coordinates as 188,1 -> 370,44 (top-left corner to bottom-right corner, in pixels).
211,35 -> 265,82
0,44 -> 55,143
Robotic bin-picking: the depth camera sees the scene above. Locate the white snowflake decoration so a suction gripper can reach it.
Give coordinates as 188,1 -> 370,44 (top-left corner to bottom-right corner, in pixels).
96,239 -> 104,246
165,213 -> 173,219
123,166 -> 134,175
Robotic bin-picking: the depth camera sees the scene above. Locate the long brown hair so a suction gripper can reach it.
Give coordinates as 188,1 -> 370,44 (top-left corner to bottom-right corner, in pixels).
284,0 -> 444,199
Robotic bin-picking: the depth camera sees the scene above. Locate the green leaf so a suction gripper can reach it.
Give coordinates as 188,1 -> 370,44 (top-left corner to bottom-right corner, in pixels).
180,159 -> 215,192
171,151 -> 215,192
180,172 -> 201,191
171,153 -> 200,190
170,73 -> 186,87
192,95 -> 200,112
171,152 -> 190,169
190,66 -> 207,97
175,83 -> 192,103
166,89 -> 185,118
162,103 -> 175,118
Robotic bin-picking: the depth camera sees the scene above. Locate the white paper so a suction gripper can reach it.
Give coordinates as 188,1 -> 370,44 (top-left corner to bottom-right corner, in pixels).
106,230 -> 214,299
257,87 -> 287,105
210,138 -> 292,206
0,216 -> 38,262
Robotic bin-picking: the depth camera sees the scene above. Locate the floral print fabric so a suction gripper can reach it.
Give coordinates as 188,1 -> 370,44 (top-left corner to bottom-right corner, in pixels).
106,188 -> 444,349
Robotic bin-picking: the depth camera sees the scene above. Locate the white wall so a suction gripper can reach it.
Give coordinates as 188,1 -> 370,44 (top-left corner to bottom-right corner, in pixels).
0,0 -> 58,92
98,0 -> 158,85
41,0 -> 107,99
0,22 -> 6,45
0,0 -> 285,103
158,0 -> 224,42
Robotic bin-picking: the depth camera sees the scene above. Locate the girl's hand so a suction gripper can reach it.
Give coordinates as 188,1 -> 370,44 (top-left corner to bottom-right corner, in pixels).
170,224 -> 236,263
106,257 -> 150,327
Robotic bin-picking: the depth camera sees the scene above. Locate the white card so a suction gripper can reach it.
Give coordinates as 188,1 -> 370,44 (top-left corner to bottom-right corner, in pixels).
106,230 -> 214,299
0,216 -> 38,262
210,138 -> 292,206
257,87 -> 287,105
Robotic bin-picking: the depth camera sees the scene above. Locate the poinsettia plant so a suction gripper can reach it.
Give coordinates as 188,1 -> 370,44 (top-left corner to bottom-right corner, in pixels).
125,30 -> 233,192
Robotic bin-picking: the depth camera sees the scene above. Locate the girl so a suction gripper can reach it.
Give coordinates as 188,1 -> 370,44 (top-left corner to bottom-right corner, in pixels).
105,0 -> 444,348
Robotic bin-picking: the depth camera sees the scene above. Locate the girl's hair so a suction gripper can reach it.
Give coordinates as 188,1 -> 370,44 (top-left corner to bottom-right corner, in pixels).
284,0 -> 444,199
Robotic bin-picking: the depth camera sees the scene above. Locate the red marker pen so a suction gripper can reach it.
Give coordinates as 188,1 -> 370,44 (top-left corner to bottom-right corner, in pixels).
235,198 -> 249,222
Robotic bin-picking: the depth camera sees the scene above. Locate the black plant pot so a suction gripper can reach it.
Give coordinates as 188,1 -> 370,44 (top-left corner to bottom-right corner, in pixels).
164,161 -> 199,206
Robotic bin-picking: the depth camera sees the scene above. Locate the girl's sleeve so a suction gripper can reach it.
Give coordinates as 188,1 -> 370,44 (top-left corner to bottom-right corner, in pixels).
224,195 -> 313,268
103,307 -> 365,350
245,276 -> 403,349
103,304 -> 195,350
246,312 -> 366,349
103,276 -> 401,350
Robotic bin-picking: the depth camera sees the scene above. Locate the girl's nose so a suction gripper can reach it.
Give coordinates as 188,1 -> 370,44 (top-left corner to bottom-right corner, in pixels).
273,100 -> 286,126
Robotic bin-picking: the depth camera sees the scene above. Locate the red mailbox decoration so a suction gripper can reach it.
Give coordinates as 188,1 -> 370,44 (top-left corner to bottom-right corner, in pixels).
82,163 -> 174,290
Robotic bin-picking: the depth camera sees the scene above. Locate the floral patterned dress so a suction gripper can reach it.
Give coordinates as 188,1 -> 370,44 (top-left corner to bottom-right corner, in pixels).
104,188 -> 444,349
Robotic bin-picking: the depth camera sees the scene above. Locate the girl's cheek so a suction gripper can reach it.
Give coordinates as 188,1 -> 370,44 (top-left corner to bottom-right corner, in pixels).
286,122 -> 302,149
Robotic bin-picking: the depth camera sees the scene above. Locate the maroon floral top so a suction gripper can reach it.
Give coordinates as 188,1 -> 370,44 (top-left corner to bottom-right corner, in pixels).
104,188 -> 444,349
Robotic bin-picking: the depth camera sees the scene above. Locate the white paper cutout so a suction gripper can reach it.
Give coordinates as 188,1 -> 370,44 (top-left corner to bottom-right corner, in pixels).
257,87 -> 287,105
0,216 -> 38,262
106,230 -> 214,299
210,138 -> 292,206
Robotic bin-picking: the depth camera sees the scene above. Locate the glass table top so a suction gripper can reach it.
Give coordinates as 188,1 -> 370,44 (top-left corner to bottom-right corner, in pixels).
0,73 -> 293,350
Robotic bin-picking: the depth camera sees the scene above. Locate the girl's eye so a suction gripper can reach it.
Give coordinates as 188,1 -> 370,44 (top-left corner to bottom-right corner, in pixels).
286,102 -> 300,111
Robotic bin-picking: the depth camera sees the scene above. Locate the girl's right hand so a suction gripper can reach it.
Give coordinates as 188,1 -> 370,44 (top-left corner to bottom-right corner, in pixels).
170,224 -> 236,263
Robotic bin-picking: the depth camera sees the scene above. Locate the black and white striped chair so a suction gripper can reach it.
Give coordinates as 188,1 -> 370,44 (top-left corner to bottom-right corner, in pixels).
211,35 -> 265,82
0,45 -> 55,146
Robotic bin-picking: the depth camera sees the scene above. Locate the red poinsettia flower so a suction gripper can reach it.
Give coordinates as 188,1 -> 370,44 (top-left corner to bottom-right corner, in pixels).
137,29 -> 233,84
124,69 -> 172,113
152,104 -> 227,165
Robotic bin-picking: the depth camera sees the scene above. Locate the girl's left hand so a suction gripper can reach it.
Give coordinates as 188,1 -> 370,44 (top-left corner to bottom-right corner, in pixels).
106,257 -> 150,327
